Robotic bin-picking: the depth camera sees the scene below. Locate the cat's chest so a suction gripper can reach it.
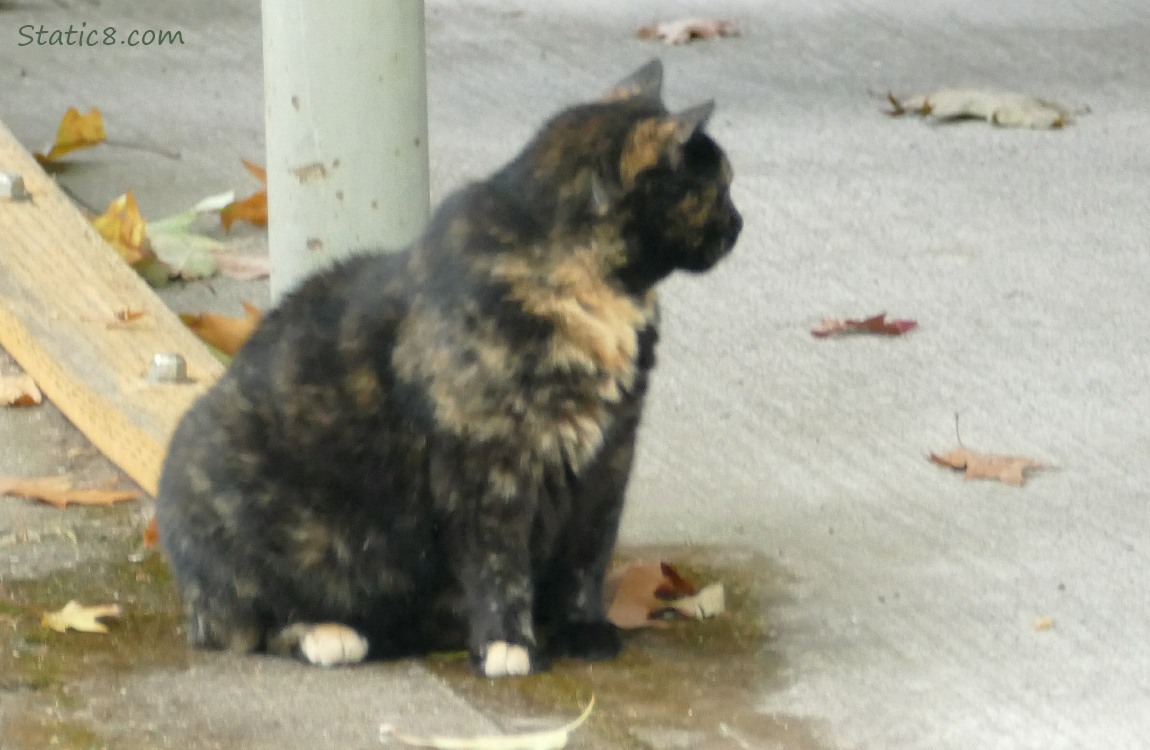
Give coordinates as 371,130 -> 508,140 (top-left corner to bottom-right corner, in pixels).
393,268 -> 657,470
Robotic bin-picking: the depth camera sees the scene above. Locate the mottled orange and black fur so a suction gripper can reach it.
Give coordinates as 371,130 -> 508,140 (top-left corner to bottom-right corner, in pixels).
156,60 -> 742,676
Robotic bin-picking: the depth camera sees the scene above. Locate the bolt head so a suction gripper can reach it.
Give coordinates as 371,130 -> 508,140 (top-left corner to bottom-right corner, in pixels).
145,352 -> 190,383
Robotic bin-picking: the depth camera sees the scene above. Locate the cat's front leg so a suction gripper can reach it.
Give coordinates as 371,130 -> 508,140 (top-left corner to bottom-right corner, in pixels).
433,450 -> 542,677
539,426 -> 637,661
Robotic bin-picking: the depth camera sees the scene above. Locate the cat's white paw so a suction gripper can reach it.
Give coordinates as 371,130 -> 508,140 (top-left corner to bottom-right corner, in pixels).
482,641 -> 531,677
299,623 -> 369,667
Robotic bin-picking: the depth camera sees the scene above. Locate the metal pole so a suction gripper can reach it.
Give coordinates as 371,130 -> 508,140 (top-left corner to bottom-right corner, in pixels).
261,0 -> 430,301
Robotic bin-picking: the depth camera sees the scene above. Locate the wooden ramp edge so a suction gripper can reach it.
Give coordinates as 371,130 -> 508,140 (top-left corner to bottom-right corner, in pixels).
0,119 -> 225,496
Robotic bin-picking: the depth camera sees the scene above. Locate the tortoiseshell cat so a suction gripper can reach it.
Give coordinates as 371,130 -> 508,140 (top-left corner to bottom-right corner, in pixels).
156,60 -> 742,677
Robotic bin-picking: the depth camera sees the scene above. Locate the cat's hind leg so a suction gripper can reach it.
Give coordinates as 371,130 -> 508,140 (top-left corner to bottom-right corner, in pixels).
180,581 -> 264,654
268,623 -> 370,667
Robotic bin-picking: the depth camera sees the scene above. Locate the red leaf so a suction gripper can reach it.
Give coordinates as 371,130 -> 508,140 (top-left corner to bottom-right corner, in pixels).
811,312 -> 917,338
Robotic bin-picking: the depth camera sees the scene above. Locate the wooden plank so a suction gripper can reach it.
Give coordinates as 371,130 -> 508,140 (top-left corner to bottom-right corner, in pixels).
0,118 -> 224,496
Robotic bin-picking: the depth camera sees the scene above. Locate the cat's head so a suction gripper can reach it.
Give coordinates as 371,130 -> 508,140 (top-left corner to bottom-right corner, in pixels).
497,59 -> 742,289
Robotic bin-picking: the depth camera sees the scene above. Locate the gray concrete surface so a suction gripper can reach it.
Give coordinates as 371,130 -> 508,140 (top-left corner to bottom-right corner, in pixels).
3,0 -> 1150,748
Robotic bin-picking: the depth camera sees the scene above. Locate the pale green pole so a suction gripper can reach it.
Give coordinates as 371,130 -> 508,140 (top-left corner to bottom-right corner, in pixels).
261,0 -> 431,301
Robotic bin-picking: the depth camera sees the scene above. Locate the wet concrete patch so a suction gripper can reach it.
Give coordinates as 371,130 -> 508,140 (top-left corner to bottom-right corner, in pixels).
0,543 -> 186,749
0,541 -> 832,749
430,545 -> 835,750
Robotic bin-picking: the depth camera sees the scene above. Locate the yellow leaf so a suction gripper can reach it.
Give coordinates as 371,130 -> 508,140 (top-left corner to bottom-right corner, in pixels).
92,191 -> 150,265
41,600 -> 122,634
180,301 -> 261,356
0,476 -> 141,509
34,107 -> 107,162
380,697 -> 594,750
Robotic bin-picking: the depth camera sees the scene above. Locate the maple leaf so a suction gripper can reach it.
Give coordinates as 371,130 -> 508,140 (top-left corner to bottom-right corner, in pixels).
605,561 -> 723,629
179,301 -> 261,356
380,697 -> 594,750
220,159 -> 268,231
886,89 -> 1071,129
0,373 -> 42,406
34,107 -> 107,163
929,447 -> 1052,486
811,312 -> 917,338
41,600 -> 122,634
0,476 -> 141,509
637,18 -> 739,45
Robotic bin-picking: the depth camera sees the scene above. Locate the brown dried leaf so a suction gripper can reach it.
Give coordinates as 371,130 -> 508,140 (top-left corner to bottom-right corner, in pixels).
41,600 -> 122,634
637,18 -> 739,45
811,312 -> 917,338
179,301 -> 261,356
605,560 -> 714,629
220,159 -> 269,232
929,447 -> 1051,486
0,373 -> 42,406
0,476 -> 140,509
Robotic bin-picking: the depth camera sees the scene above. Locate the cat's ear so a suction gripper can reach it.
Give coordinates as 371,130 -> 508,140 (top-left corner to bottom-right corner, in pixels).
602,59 -> 663,102
618,101 -> 716,186
670,100 -> 715,144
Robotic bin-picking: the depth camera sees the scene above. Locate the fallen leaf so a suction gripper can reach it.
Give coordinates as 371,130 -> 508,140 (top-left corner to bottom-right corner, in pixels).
148,231 -> 221,280
380,697 -> 594,750
0,373 -> 42,406
637,18 -> 739,45
668,582 -> 725,621
34,107 -> 107,162
886,89 -> 1071,129
220,159 -> 268,231
143,516 -> 159,549
41,600 -> 122,634
211,248 -> 271,280
241,159 -> 267,183
146,190 -> 242,280
1033,616 -> 1054,631
179,301 -> 261,356
811,312 -> 917,338
929,447 -> 1051,486
92,191 -> 150,265
0,476 -> 141,509
605,561 -> 722,629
